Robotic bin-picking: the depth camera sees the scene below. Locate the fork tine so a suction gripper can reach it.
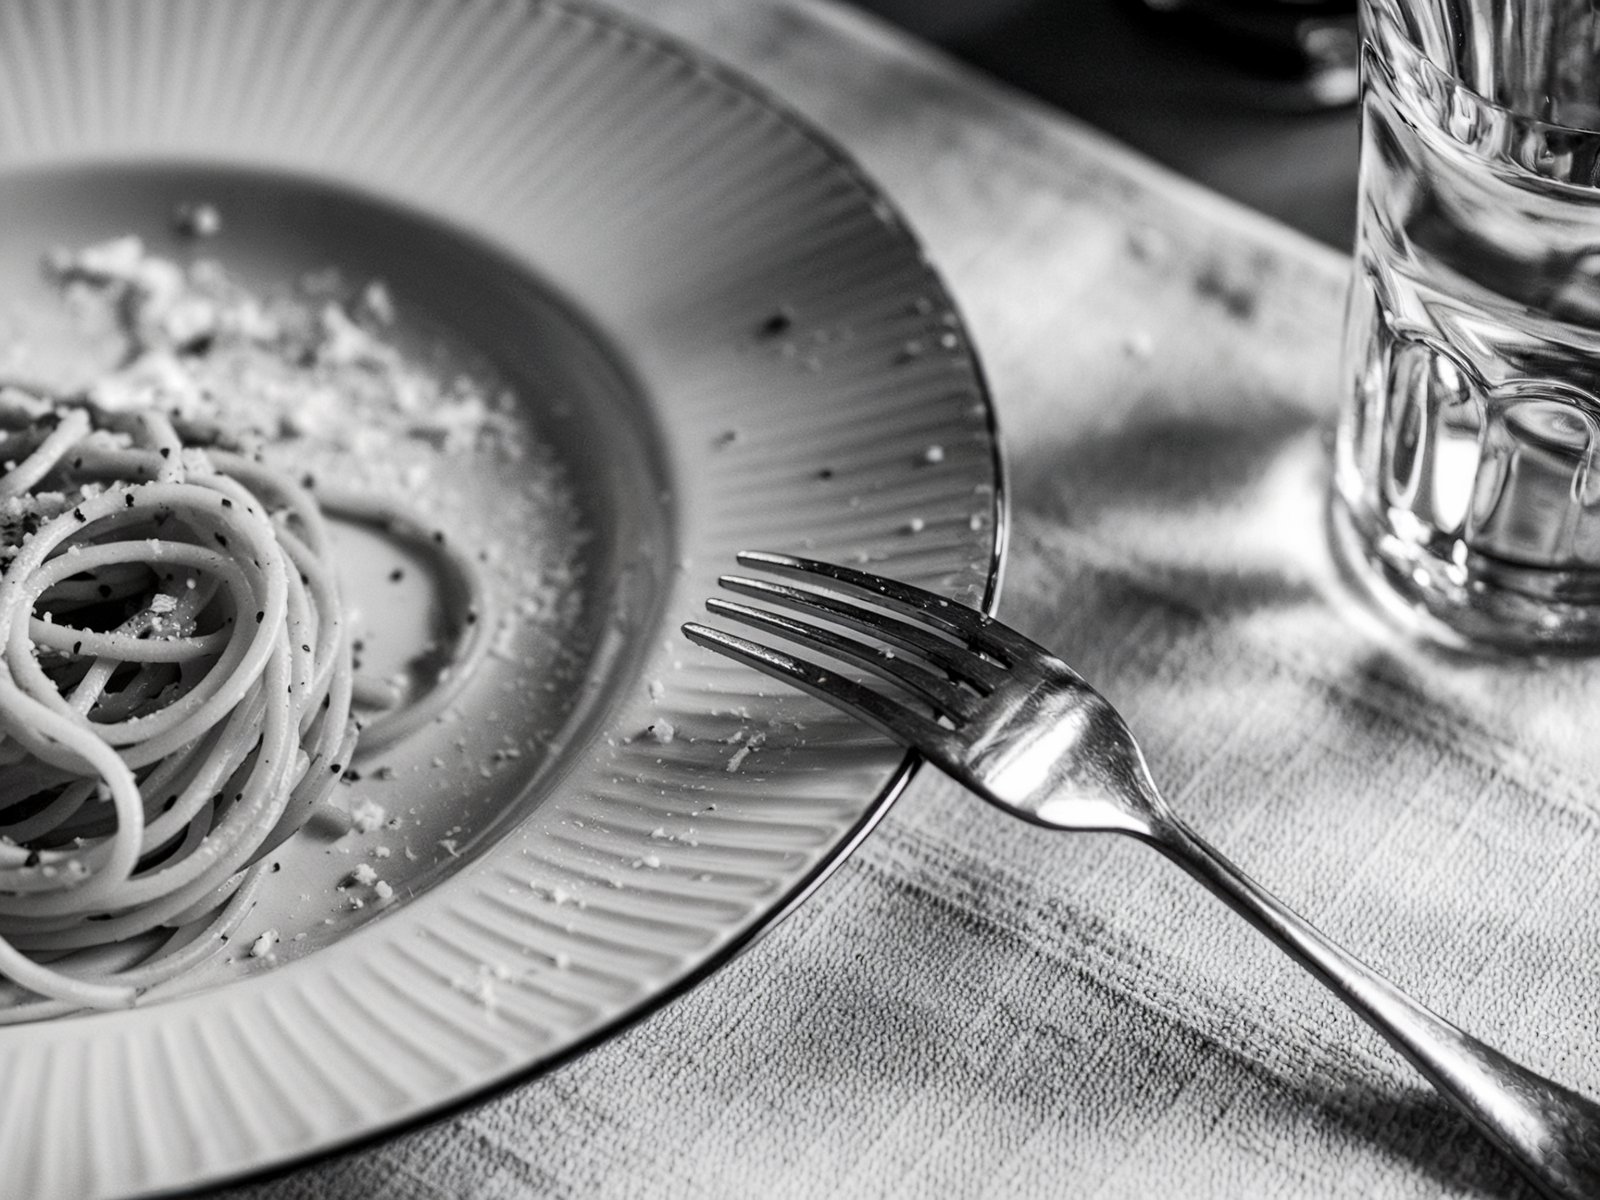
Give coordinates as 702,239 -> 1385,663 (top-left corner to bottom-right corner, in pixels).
718,574 -> 1007,692
682,621 -> 957,754
705,596 -> 982,722
735,550 -> 1035,661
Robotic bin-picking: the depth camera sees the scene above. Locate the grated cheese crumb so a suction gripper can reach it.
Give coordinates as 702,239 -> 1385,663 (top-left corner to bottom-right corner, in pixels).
249,930 -> 278,959
350,798 -> 386,833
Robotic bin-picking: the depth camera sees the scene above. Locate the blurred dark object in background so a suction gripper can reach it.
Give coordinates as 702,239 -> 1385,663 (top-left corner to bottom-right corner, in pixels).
1131,0 -> 1358,109
851,0 -> 1359,249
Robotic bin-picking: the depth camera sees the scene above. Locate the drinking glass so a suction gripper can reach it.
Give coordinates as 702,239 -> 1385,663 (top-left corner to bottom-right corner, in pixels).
1335,0 -> 1600,652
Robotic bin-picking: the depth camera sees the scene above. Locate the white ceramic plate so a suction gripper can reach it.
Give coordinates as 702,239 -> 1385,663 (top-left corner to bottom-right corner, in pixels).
0,2 -> 1003,1196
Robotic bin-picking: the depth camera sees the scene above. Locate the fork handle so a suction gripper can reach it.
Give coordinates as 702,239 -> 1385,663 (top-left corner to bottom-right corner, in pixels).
1146,813 -> 1600,1200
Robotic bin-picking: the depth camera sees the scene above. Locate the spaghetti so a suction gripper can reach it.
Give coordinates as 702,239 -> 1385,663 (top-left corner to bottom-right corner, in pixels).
0,391 -> 488,1016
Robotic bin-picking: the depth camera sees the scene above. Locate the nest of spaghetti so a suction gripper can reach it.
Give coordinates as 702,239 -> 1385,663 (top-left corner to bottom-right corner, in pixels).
0,389 -> 357,1016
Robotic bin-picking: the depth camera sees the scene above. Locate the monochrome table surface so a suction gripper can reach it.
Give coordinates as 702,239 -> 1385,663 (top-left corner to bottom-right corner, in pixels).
235,2 -> 1600,1197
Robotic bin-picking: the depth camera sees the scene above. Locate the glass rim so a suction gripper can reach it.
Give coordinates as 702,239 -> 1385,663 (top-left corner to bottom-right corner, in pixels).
1361,0 -> 1600,140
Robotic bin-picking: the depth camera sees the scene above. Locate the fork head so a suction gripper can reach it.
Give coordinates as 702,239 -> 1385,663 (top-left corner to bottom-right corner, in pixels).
683,552 -> 1164,838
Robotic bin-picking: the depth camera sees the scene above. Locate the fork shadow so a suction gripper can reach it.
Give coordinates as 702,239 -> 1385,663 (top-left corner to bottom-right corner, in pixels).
774,866 -> 1537,1198
844,871 -> 1542,1199
1305,1081 -> 1533,1198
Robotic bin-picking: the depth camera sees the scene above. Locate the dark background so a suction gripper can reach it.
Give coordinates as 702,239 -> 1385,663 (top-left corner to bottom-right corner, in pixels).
848,0 -> 1359,250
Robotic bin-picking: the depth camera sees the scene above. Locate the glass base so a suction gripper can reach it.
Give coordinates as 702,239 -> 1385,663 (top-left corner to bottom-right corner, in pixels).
1330,494 -> 1600,655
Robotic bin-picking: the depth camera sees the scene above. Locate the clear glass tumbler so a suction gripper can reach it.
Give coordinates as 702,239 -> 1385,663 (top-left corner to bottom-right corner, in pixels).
1335,0 -> 1600,652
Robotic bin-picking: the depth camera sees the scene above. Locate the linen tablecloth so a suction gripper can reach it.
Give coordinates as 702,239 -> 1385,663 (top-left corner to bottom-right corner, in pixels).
236,2 -> 1600,1196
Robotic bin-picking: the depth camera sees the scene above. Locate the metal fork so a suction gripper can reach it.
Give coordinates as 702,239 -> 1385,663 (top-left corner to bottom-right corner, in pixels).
684,550 -> 1600,1200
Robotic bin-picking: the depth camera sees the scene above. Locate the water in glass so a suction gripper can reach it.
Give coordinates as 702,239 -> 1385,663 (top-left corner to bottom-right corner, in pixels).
1337,0 -> 1600,650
